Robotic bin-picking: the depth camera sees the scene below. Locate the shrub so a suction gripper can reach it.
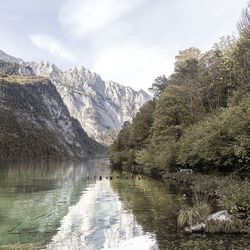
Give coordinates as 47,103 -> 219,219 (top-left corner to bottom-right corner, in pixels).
216,179 -> 250,226
206,218 -> 243,234
178,202 -> 212,228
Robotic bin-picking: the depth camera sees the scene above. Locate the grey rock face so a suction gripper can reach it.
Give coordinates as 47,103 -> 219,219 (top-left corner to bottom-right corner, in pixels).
207,210 -> 232,222
0,62 -> 106,161
184,210 -> 232,233
0,50 -> 22,64
0,50 -> 151,145
26,62 -> 151,144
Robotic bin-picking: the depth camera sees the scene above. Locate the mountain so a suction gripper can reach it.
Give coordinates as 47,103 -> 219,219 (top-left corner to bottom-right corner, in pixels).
0,49 -> 22,64
25,62 -> 151,144
0,50 -> 151,144
0,61 -> 106,161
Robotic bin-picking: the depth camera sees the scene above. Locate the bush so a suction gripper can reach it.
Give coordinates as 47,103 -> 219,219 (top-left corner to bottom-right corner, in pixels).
216,179 -> 250,226
206,218 -> 243,234
178,202 -> 212,228
178,96 -> 250,173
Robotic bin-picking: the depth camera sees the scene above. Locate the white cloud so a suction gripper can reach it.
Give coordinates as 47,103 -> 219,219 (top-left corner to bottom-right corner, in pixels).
29,34 -> 75,61
93,42 -> 176,91
58,0 -> 146,38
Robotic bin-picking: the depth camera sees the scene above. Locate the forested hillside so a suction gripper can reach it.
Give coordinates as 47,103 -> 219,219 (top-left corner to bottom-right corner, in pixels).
110,4 -> 250,176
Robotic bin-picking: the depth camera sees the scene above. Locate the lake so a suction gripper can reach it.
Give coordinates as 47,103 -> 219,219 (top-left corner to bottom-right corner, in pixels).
0,159 -> 249,250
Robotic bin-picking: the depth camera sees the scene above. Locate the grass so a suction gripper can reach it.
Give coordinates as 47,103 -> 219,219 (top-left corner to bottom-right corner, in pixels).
0,243 -> 40,250
167,172 -> 250,234
177,202 -> 211,228
0,75 -> 48,84
206,218 -> 243,234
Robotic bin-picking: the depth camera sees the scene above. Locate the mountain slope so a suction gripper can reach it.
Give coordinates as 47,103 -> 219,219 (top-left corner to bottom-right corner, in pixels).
0,49 -> 22,64
26,62 -> 151,144
0,61 -> 106,161
0,50 -> 151,145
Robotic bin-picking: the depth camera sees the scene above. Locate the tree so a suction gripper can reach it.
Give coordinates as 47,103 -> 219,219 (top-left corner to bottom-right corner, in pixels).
178,95 -> 250,173
174,47 -> 201,71
198,40 -> 235,110
109,3 -> 250,175
149,75 -> 168,99
152,85 -> 190,144
172,48 -> 203,120
130,100 -> 155,148
237,1 -> 250,34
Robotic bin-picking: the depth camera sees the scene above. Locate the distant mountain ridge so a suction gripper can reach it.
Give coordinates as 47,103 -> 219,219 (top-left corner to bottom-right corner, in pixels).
0,50 -> 151,145
0,50 -> 22,64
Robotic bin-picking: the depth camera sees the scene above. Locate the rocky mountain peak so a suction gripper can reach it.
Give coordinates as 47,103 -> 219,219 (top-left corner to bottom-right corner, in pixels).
0,49 -> 151,145
0,50 -> 23,64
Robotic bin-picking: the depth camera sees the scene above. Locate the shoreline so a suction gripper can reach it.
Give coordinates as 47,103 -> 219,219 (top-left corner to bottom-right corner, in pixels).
111,163 -> 250,235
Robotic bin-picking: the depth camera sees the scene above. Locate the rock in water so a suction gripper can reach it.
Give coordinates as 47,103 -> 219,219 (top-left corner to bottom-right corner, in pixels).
184,210 -> 232,233
184,223 -> 206,233
207,210 -> 232,222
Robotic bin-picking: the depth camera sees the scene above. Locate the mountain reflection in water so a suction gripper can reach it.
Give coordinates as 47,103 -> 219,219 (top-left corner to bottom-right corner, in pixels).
0,160 -> 249,250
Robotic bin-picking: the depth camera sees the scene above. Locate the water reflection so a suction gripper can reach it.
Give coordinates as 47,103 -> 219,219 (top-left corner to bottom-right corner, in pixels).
0,160 -> 108,248
46,180 -> 157,250
110,171 -> 250,250
0,160 -> 158,250
0,162 -> 249,250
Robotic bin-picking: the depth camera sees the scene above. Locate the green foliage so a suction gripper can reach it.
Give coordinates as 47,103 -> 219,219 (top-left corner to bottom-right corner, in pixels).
135,148 -> 155,168
148,75 -> 168,98
191,176 -> 219,202
216,179 -> 250,225
177,202 -> 211,228
174,173 -> 249,233
178,96 -> 250,173
237,1 -> 250,34
152,85 -> 191,143
110,101 -> 156,168
130,100 -> 155,148
110,1 -> 250,176
206,217 -> 243,234
206,219 -> 243,234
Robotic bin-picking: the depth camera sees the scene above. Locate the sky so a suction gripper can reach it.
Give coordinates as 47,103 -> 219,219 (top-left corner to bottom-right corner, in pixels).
0,0 -> 248,91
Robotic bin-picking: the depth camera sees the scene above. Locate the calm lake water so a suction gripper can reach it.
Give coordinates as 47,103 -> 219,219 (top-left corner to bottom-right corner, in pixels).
0,159 -> 249,250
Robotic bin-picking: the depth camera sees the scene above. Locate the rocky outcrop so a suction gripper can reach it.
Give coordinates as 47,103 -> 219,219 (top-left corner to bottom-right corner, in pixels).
0,65 -> 106,161
25,62 -> 151,144
0,50 -> 22,64
208,210 -> 232,222
184,210 -> 232,233
0,50 -> 151,145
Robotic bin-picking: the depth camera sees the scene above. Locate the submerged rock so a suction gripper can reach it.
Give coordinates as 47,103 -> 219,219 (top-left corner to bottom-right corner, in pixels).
184,210 -> 232,233
184,223 -> 206,233
207,210 -> 232,222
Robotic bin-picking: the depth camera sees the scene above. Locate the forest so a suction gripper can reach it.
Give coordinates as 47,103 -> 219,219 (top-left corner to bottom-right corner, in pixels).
110,3 -> 250,177
109,3 -> 250,234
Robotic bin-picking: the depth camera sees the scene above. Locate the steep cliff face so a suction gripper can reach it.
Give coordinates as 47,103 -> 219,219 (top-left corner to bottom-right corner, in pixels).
0,63 -> 106,161
0,50 -> 151,145
25,62 -> 151,144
